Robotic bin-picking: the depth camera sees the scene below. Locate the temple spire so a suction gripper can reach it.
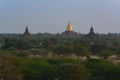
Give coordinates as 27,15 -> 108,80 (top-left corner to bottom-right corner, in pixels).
90,25 -> 94,34
25,25 -> 29,33
23,25 -> 31,37
62,21 -> 77,37
66,21 -> 73,31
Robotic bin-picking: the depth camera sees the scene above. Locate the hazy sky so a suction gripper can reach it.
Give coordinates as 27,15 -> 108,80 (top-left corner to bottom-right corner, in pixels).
0,0 -> 120,33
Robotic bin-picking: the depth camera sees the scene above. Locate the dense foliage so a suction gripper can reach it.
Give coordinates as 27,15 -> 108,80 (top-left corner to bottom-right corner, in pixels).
1,34 -> 120,58
0,50 -> 120,80
0,34 -> 120,80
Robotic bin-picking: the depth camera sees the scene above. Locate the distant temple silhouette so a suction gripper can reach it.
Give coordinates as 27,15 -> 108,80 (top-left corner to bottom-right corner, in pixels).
62,21 -> 77,37
86,25 -> 98,38
23,25 -> 32,37
21,22 -> 99,38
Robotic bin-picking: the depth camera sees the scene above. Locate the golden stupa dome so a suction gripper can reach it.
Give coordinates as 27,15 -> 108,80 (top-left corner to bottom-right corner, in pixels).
67,21 -> 73,31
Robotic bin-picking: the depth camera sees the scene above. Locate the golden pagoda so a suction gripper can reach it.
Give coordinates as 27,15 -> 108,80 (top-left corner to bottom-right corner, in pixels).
66,21 -> 73,31
62,21 -> 77,37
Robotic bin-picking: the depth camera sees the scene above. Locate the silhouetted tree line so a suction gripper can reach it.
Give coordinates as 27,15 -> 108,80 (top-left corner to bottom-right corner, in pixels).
1,36 -> 120,59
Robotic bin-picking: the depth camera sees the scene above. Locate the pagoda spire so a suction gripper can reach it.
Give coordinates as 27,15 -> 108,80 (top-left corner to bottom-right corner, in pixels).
25,25 -> 29,33
23,25 -> 31,37
90,25 -> 94,34
66,21 -> 73,31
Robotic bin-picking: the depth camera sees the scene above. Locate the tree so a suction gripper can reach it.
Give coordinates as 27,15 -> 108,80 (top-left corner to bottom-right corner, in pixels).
73,44 -> 89,58
84,59 -> 120,80
0,56 -> 24,80
53,45 -> 73,56
23,59 -> 58,80
100,50 -> 113,59
59,64 -> 87,80
2,38 -> 33,50
42,38 -> 57,51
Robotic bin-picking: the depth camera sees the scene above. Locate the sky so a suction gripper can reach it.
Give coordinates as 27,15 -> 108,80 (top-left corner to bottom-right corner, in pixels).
0,0 -> 120,34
